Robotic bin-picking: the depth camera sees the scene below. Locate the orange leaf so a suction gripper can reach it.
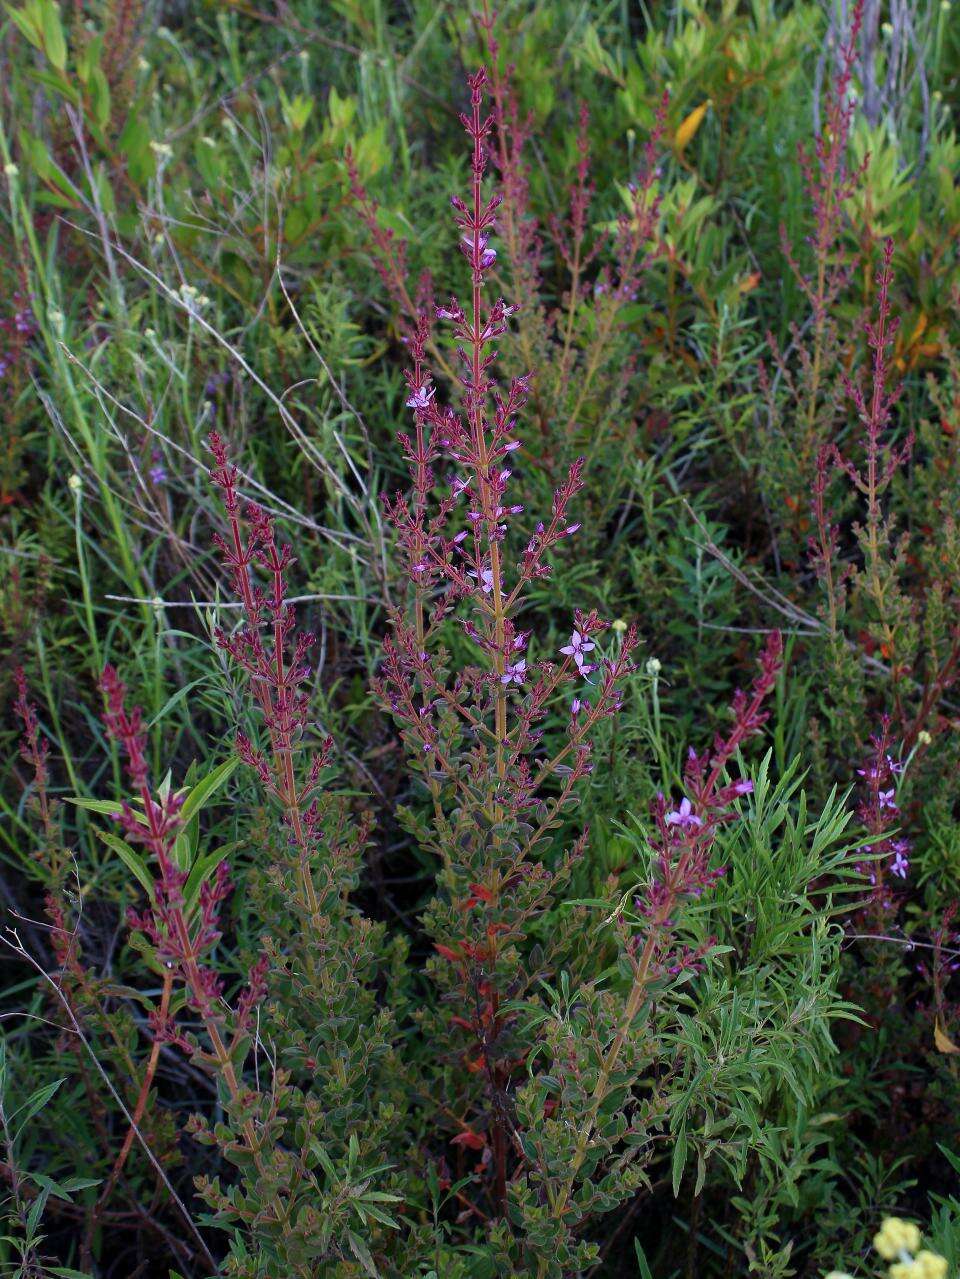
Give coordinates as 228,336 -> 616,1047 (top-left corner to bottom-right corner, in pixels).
674,100 -> 711,152
934,1019 -> 960,1054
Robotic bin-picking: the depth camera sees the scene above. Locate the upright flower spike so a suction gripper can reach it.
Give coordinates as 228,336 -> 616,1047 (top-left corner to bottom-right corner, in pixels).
374,67 -> 639,1221
853,720 -> 911,909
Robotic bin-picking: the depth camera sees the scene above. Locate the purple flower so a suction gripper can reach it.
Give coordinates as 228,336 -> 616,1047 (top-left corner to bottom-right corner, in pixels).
560,629 -> 595,669
406,384 -> 434,412
460,233 -> 497,269
665,797 -> 702,830
470,566 -> 494,594
890,849 -> 909,879
501,658 -> 526,686
149,464 -> 168,486
878,788 -> 896,809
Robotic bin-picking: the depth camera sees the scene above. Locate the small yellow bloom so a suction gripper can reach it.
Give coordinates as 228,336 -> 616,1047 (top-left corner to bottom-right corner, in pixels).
875,1218 -> 922,1261
888,1259 -> 946,1279
891,1263 -> 922,1279
915,1251 -> 949,1279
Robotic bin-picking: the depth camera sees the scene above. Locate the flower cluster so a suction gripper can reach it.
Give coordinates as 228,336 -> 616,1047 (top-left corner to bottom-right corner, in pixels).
0,291 -> 36,381
377,69 -> 638,810
873,1217 -> 948,1279
826,1220 -> 950,1279
766,0 -> 867,478
639,631 -> 783,973
854,720 -> 910,910
209,431 -> 335,915
12,666 -> 50,830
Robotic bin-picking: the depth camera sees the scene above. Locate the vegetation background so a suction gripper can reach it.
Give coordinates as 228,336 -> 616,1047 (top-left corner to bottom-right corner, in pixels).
1,0 -> 960,1275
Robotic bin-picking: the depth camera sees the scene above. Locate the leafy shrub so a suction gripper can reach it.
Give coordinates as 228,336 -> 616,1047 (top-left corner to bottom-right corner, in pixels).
1,0 -> 959,1275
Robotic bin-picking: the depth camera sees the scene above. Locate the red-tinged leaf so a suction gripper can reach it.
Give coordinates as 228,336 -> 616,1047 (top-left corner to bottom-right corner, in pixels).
434,943 -> 461,963
451,1129 -> 486,1151
469,882 -> 494,901
450,1015 -> 475,1031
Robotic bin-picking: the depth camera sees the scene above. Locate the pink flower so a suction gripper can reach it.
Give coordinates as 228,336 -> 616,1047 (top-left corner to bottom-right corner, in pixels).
560,629 -> 595,669
665,798 -> 702,830
406,385 -> 434,412
889,849 -> 910,879
501,658 -> 526,686
470,566 -> 495,594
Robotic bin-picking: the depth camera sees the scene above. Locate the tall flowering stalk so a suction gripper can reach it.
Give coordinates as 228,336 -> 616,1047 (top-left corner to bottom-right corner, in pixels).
99,665 -> 263,1091
205,434 -> 404,1276
527,633 -> 782,1270
209,430 -> 330,936
835,239 -> 915,711
376,67 -> 638,1219
12,668 -> 51,839
853,719 -> 909,915
349,15 -> 668,516
87,458 -> 402,1275
763,0 -> 867,514
476,5 -> 667,449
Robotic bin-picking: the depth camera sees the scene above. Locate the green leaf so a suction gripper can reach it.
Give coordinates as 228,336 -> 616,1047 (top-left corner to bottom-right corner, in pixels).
28,1170 -> 98,1200
671,1127 -> 687,1196
88,65 -> 110,130
18,129 -> 54,180
183,842 -> 240,912
179,755 -> 238,825
11,1078 -> 64,1137
347,1230 -> 378,1278
67,796 -> 145,823
94,829 -> 154,899
40,0 -> 66,70
26,1183 -> 49,1237
119,112 -> 155,184
76,31 -> 102,84
146,677 -> 209,729
5,2 -> 43,50
634,1240 -> 654,1279
26,66 -> 79,102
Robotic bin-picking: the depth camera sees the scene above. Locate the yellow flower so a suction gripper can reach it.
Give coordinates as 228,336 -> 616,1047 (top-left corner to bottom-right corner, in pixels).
875,1219 -> 922,1261
888,1260 -> 948,1279
915,1251 -> 949,1279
